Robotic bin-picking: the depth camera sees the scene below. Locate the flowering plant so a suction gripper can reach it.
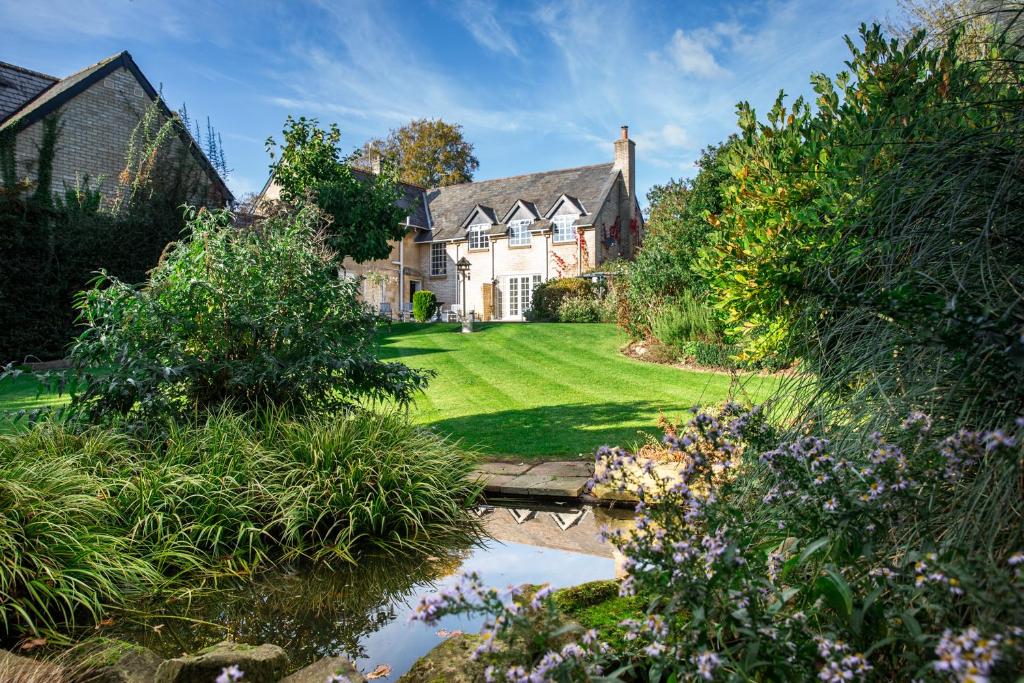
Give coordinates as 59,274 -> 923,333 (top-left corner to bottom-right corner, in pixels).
418,405 -> 1023,681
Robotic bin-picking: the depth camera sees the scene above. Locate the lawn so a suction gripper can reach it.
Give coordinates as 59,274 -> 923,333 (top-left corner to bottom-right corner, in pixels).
0,323 -> 781,457
378,322 -> 780,459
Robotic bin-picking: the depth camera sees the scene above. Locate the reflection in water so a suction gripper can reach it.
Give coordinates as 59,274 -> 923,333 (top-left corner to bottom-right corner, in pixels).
107,503 -> 634,678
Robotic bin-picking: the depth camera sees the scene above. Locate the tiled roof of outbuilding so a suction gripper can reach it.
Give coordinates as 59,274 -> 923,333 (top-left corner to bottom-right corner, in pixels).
422,162 -> 616,242
0,62 -> 58,123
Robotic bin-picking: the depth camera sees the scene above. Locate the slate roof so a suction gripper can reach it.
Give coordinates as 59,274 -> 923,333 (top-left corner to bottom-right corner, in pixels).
0,62 -> 57,123
350,169 -> 430,228
421,162 -> 617,242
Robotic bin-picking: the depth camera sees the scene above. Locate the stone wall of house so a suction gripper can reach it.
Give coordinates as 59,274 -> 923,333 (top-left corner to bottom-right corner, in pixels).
12,66 -> 226,206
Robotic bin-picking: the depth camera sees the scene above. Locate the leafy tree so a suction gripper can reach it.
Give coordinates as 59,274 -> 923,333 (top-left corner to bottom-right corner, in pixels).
266,116 -> 408,263
701,19 -> 1024,430
620,141 -> 732,339
67,205 -> 430,423
354,118 -> 479,188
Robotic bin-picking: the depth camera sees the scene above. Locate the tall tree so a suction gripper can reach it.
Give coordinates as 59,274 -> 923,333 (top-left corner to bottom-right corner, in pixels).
354,118 -> 479,188
265,115 -> 407,263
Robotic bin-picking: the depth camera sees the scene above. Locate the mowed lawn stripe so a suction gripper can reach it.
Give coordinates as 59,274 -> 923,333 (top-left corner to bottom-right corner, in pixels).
377,322 -> 781,458
505,324 -> 723,407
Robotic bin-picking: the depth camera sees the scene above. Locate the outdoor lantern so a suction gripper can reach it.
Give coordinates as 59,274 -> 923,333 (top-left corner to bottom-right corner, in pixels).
456,257 -> 472,329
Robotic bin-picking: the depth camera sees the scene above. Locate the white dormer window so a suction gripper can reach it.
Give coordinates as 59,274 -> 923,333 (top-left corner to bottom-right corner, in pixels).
508,218 -> 533,247
468,223 -> 490,250
552,215 -> 576,243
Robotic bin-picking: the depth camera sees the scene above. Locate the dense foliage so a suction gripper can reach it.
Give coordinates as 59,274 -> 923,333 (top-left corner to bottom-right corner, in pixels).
620,142 -> 732,340
65,206 -> 429,423
0,409 -> 479,637
414,11 -> 1024,682
530,277 -> 615,323
702,21 -> 1024,392
0,101 -> 228,362
354,118 -> 479,188
412,290 -> 439,322
265,116 -> 408,263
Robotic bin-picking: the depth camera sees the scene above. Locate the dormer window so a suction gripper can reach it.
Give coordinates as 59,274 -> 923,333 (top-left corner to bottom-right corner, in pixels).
552,215 -> 576,243
468,223 -> 490,250
508,218 -> 533,247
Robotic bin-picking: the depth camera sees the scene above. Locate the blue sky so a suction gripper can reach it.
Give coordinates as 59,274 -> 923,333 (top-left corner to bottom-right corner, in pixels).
3,0 -> 898,202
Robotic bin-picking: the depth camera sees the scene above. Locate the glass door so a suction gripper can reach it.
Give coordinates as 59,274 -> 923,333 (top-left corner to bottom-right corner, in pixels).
504,275 -> 541,320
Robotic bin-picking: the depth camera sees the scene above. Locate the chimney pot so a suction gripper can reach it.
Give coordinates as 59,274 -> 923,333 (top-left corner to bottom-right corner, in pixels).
621,125 -> 629,140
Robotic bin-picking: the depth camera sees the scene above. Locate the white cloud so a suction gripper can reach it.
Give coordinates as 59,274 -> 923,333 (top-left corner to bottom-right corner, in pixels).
666,27 -> 730,78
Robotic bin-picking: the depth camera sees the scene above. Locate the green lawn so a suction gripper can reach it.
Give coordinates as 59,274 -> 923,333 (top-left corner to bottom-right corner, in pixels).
0,372 -> 71,432
0,323 -> 781,457
378,322 -> 779,459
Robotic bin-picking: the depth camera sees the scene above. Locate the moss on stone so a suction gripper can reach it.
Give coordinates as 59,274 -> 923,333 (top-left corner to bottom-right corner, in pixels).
553,580 -> 647,653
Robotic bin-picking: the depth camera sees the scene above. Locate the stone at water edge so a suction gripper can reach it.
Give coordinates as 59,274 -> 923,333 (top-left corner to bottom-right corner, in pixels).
281,656 -> 365,683
397,633 -> 487,683
75,638 -> 163,683
154,640 -> 288,683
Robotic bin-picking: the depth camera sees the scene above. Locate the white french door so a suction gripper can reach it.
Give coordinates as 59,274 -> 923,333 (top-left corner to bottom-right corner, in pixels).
504,274 -> 542,320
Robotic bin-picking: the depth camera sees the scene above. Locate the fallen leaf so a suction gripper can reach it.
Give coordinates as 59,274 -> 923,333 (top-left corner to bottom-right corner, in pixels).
367,664 -> 392,679
20,637 -> 47,651
96,617 -> 116,629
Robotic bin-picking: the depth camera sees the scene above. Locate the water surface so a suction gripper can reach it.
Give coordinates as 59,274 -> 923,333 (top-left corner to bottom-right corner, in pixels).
108,503 -> 634,678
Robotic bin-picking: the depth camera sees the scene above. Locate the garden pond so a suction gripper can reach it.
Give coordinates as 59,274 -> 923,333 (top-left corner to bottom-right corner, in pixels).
104,502 -> 636,678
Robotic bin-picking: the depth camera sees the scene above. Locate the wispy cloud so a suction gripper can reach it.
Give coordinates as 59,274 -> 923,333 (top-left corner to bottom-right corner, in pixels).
448,0 -> 522,57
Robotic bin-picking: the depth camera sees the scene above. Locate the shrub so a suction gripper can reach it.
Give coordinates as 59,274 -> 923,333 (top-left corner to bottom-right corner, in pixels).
412,290 -> 439,322
649,292 -> 721,348
0,409 -> 480,636
531,278 -> 593,322
556,295 -> 600,323
67,205 -> 429,423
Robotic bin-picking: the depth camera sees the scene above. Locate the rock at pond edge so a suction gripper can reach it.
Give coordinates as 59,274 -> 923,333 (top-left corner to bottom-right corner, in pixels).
281,656 -> 365,683
397,633 -> 487,683
154,640 -> 288,683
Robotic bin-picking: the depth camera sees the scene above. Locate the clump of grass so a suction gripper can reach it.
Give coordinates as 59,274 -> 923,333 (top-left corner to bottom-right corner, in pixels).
0,429 -> 158,636
0,409 -> 480,638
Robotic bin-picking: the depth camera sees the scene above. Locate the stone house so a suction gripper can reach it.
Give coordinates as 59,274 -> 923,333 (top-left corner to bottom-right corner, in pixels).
0,51 -> 232,206
259,127 -> 642,320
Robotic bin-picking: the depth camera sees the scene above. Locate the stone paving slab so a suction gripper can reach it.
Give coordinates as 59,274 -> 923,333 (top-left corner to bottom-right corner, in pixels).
527,461 -> 593,477
475,461 -> 534,476
474,460 -> 592,499
473,472 -> 522,489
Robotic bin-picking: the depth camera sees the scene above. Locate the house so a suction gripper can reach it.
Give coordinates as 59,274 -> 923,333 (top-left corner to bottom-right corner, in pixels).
259,126 -> 642,321
0,51 -> 231,206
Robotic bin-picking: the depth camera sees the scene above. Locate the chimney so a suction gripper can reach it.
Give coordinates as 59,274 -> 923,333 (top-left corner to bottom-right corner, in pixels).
613,125 -> 635,202
369,149 -> 382,175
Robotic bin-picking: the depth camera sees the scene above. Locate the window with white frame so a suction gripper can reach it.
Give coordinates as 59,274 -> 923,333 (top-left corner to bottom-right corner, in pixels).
508,218 -> 533,247
552,215 -> 576,243
468,223 -> 490,250
430,242 -> 446,276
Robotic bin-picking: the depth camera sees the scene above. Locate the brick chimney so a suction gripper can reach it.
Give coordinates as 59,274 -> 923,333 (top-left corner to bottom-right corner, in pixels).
613,125 -> 635,202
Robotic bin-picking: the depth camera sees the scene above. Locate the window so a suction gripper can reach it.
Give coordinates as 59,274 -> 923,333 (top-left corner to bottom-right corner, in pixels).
508,218 -> 533,247
468,223 -> 490,250
552,215 -> 576,243
430,242 -> 446,276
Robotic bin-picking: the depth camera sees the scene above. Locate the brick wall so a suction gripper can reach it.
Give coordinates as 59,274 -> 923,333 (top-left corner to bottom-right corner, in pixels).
12,66 -> 226,206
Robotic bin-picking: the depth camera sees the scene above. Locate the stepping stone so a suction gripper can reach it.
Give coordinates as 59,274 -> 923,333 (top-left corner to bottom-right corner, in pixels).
498,474 -> 586,498
527,461 -> 593,477
474,472 -> 522,491
474,462 -> 533,476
